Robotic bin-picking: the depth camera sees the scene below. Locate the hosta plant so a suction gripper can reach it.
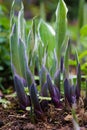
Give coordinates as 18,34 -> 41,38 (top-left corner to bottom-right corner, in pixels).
10,0 -> 87,125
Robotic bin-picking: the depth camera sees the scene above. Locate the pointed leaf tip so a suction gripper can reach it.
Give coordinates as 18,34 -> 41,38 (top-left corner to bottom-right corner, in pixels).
14,74 -> 30,109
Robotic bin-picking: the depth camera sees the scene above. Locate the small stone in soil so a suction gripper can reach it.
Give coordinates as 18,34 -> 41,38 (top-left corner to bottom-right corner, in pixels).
0,120 -> 4,127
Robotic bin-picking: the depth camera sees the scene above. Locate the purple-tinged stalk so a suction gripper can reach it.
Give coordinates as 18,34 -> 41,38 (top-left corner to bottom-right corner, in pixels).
39,65 -> 47,88
41,82 -> 49,97
70,85 -> 76,105
54,70 -> 60,92
30,83 -> 44,119
60,56 -> 64,73
39,65 -> 47,96
64,78 -> 72,106
75,63 -> 81,100
26,66 -> 34,89
47,74 -> 61,108
64,78 -> 76,106
14,74 -> 30,109
54,56 -> 64,92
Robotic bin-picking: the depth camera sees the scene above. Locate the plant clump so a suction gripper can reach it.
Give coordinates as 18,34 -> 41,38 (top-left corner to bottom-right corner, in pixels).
10,0 -> 87,128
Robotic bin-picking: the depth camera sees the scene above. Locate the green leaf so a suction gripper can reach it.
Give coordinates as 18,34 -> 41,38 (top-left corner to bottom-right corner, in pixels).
27,23 -> 35,62
10,24 -> 22,77
83,3 -> 87,25
78,0 -> 85,30
40,1 -> 46,20
79,50 -> 87,60
39,65 -> 47,88
55,0 -> 68,67
80,24 -> 87,37
18,38 -> 27,78
38,19 -> 56,52
64,39 -> 70,78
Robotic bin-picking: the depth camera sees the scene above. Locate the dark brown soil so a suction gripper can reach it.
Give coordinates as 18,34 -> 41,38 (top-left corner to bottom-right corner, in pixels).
0,93 -> 87,130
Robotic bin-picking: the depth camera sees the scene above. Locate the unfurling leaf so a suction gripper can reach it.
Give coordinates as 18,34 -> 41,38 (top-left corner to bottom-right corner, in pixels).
41,82 -> 49,97
26,67 -> 34,89
38,19 -> 56,52
70,85 -> 76,104
39,65 -> 47,89
30,84 -> 43,118
18,38 -> 27,79
64,79 -> 76,105
10,24 -> 22,77
14,74 -> 30,109
64,78 -> 72,105
55,0 -> 68,68
54,70 -> 60,91
47,74 -> 61,107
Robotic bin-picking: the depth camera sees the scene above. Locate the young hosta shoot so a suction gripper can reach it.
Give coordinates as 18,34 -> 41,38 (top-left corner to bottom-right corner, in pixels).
47,74 -> 61,108
10,24 -> 22,77
38,20 -> 56,72
64,78 -> 72,106
55,0 -> 68,68
70,85 -> 76,105
39,65 -> 47,95
14,74 -> 30,109
38,19 -> 56,52
39,65 -> 47,88
64,78 -> 79,106
54,70 -> 60,92
30,83 -> 43,118
75,63 -> 81,100
26,66 -> 34,89
54,56 -> 65,92
41,82 -> 49,97
18,38 -> 27,79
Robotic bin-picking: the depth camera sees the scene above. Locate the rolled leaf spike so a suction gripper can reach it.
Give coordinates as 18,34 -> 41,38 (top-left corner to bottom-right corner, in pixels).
30,84 -> 43,118
14,74 -> 30,109
54,70 -> 60,91
47,74 -> 61,107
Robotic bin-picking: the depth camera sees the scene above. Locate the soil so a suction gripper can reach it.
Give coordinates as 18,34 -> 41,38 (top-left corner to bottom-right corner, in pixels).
0,92 -> 87,130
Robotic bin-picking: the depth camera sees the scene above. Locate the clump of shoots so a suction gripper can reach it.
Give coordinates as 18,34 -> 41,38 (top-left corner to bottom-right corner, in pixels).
10,1 -> 85,127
